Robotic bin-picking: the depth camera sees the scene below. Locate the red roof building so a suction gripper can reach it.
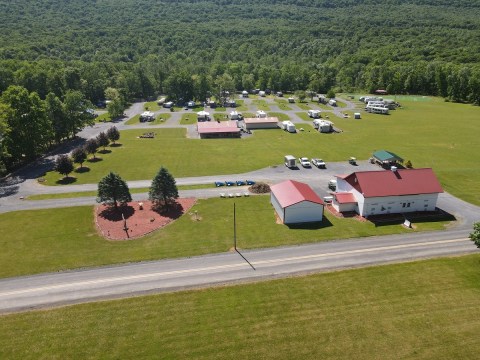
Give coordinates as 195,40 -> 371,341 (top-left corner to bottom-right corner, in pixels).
333,168 -> 443,217
197,121 -> 241,138
270,180 -> 324,224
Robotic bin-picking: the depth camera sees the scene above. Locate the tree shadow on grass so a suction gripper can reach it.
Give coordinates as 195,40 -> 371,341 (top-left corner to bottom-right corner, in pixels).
56,176 -> 77,185
98,149 -> 112,154
286,216 -> 333,230
152,201 -> 185,219
99,205 -> 135,221
75,166 -> 90,173
87,157 -> 103,163
109,143 -> 122,148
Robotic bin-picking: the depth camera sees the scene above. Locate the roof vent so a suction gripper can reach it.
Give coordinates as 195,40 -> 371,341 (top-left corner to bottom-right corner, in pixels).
391,166 -> 398,172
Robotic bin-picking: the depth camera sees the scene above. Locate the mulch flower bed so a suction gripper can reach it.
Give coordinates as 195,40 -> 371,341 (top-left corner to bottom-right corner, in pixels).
95,198 -> 196,240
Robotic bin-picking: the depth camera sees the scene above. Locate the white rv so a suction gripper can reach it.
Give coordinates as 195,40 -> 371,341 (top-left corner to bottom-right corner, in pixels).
307,110 -> 321,118
258,91 -> 266,97
282,121 -> 296,133
256,110 -> 267,118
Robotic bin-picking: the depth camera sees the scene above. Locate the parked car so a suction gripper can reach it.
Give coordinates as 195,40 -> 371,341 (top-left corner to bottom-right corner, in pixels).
225,181 -> 235,186
311,158 -> 326,168
215,181 -> 225,187
299,157 -> 311,168
236,180 -> 246,186
246,180 -> 255,185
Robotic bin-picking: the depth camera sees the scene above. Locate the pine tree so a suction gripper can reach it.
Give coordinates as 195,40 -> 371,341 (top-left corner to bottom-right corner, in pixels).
71,147 -> 87,168
149,167 -> 179,210
97,172 -> 132,209
107,126 -> 120,145
55,154 -> 74,178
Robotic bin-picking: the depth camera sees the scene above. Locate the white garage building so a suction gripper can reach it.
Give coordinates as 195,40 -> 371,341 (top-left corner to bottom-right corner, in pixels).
270,180 -> 324,224
332,168 -> 443,217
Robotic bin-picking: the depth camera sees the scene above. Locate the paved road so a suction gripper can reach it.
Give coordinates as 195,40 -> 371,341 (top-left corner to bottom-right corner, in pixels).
0,228 -> 476,313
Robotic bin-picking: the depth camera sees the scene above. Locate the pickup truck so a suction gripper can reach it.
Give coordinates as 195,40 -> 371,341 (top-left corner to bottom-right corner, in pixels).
299,157 -> 311,168
311,158 -> 326,168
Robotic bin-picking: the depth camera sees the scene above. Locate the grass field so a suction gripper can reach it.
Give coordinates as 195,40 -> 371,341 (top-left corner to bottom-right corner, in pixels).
94,112 -> 111,123
252,99 -> 270,111
295,112 -> 312,121
41,99 -> 480,205
2,255 -> 480,359
268,112 -> 290,121
295,102 -> 312,110
234,99 -> 248,112
125,113 -> 171,125
180,113 -> 197,124
143,101 -> 162,111
0,196 -> 450,278
273,99 -> 293,111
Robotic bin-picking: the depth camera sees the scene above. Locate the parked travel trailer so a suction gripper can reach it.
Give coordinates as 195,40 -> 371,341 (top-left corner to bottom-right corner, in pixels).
284,155 -> 297,168
256,110 -> 267,118
366,105 -> 389,114
288,97 -> 295,103
163,101 -> 174,108
354,112 -> 361,119
282,121 -> 296,133
197,111 -> 211,121
157,97 -> 166,106
315,120 -> 333,133
139,111 -> 155,122
229,111 -> 241,120
307,109 -> 321,118
328,99 -> 337,106
258,91 -> 266,97
242,90 -> 249,98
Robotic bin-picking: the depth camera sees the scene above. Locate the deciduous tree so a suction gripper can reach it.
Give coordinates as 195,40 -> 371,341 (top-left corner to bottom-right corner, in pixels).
84,138 -> 99,160
469,222 -> 480,248
71,146 -> 87,168
55,154 -> 74,178
97,172 -> 132,209
96,131 -> 109,151
106,126 -> 120,145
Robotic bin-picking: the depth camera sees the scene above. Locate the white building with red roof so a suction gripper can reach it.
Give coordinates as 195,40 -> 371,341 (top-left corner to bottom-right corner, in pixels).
197,120 -> 241,139
270,180 -> 324,224
332,168 -> 443,217
243,117 -> 279,130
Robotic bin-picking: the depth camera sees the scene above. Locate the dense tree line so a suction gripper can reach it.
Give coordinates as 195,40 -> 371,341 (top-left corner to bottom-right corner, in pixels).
0,0 -> 479,174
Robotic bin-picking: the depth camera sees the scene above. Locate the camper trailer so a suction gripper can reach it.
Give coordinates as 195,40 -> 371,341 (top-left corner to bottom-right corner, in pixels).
197,111 -> 211,122
307,110 -> 321,118
328,99 -> 337,106
288,97 -> 295,103
242,90 -> 249,98
256,110 -> 267,118
284,155 -> 296,169
282,121 -> 296,133
319,120 -> 333,133
157,97 -> 166,106
366,105 -> 389,114
140,111 -> 155,122
163,101 -> 173,108
258,91 -> 266,97
229,111 -> 242,120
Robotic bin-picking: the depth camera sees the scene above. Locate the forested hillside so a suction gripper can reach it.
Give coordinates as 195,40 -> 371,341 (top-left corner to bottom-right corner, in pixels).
0,0 -> 479,172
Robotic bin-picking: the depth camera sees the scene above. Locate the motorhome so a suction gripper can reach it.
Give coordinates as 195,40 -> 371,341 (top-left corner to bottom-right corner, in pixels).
282,121 -> 296,133
307,110 -> 321,118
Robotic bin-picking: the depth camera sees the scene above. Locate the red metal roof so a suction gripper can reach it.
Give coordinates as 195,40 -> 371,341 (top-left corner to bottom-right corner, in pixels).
334,192 -> 357,204
343,168 -> 443,198
271,180 -> 324,208
197,121 -> 240,134
243,117 -> 279,124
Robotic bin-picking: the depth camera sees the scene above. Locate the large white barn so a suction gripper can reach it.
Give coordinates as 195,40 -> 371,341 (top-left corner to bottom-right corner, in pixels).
270,180 -> 324,224
332,168 -> 443,217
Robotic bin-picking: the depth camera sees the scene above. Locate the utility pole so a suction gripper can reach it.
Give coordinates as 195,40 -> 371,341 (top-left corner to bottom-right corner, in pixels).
233,202 -> 237,250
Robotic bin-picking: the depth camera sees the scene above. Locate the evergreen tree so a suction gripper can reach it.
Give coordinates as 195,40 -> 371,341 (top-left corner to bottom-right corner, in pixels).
106,126 -> 120,145
84,138 -> 99,159
55,154 -> 74,178
149,167 -> 179,210
96,131 -> 109,151
97,172 -> 132,209
71,146 -> 87,168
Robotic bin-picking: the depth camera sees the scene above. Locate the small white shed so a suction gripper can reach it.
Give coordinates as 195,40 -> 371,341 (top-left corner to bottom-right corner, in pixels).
270,180 -> 324,224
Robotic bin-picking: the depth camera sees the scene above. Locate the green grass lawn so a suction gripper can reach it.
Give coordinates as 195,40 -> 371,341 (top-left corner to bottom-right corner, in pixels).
143,101 -> 162,111
295,102 -> 312,110
273,98 -> 293,111
0,196 -> 450,278
124,114 -> 140,125
268,112 -> 290,121
2,254 -> 480,359
26,184 -> 219,200
95,112 -> 111,123
180,113 -> 197,125
234,99 -> 248,111
252,99 -> 270,111
41,99 -> 480,205
125,113 -> 171,125
295,112 -> 311,121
